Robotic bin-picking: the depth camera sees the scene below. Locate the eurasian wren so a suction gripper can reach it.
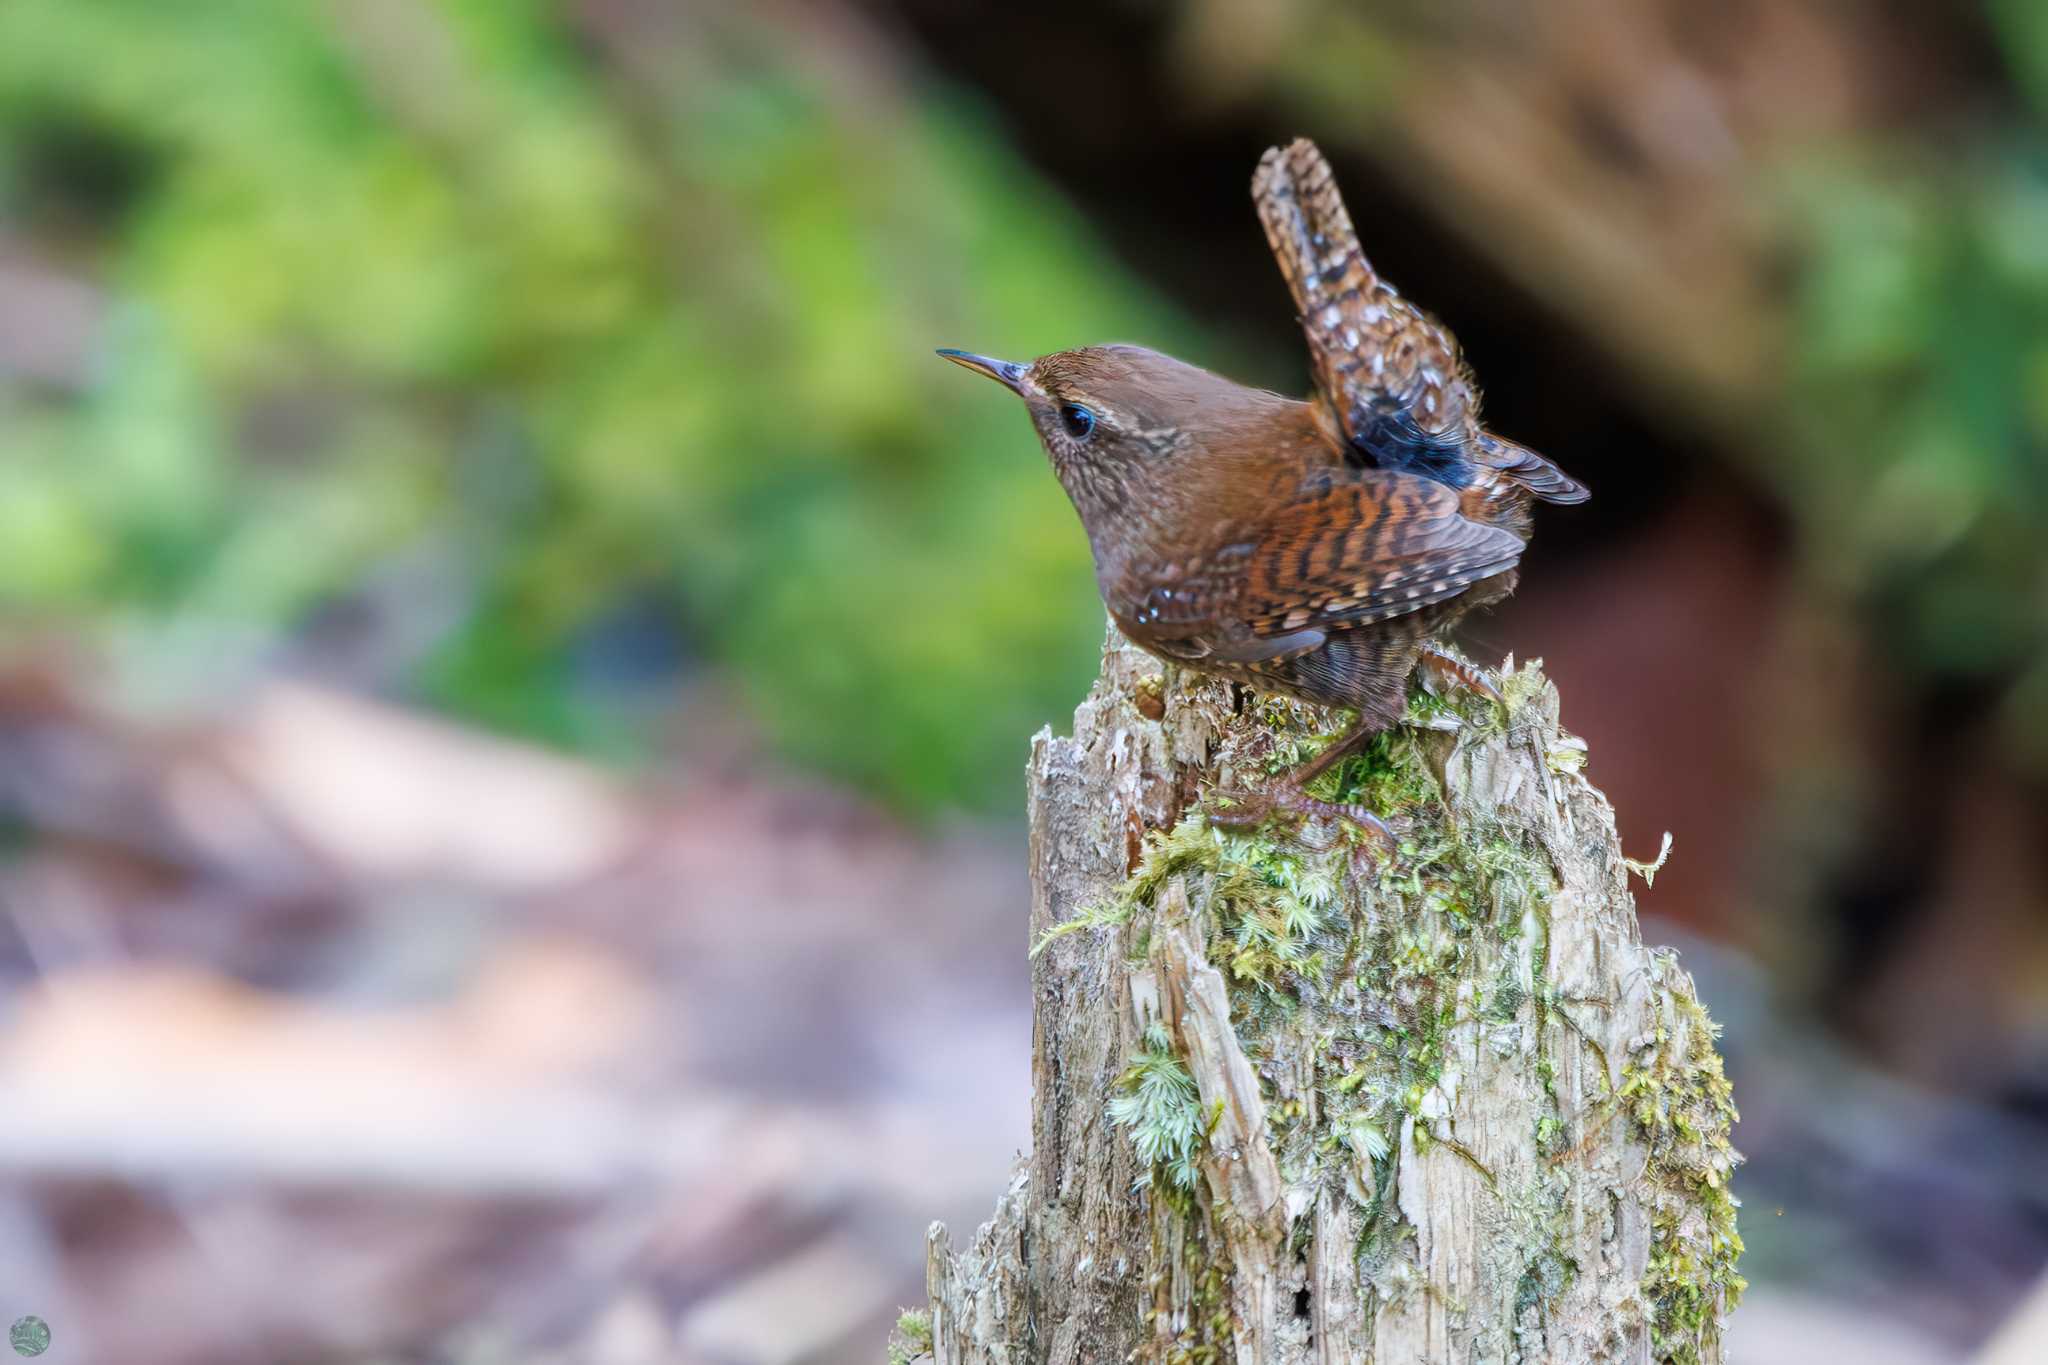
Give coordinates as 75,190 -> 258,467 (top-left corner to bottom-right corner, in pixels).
941,139 -> 1586,833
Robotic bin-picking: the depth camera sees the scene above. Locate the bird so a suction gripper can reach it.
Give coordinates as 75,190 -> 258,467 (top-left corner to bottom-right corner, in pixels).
939,138 -> 1586,834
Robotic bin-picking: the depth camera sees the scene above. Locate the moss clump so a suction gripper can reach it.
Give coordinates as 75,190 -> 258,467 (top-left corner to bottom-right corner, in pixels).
1036,810 -> 1341,990
885,1308 -> 932,1365
1109,1021 -> 1209,1191
1289,722 -> 1446,821
1621,980 -> 1745,1364
1037,681 -> 1466,980
1032,816 -> 1220,949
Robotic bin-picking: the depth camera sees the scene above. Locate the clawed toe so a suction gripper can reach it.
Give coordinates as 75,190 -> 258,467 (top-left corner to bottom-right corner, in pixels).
1207,785 -> 1394,854
1419,644 -> 1504,705
1204,706 -> 1400,858
1206,789 -> 1277,833
1286,793 -> 1393,842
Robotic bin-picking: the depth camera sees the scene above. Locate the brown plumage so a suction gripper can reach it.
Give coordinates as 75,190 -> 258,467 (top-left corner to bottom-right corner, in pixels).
940,138 -> 1586,829
1250,138 -> 1587,533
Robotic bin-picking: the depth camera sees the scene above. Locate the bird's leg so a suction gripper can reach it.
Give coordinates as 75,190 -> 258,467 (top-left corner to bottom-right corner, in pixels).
1270,715 -> 1394,839
1287,711 -> 1377,789
1208,712 -> 1393,845
1417,643 -> 1503,704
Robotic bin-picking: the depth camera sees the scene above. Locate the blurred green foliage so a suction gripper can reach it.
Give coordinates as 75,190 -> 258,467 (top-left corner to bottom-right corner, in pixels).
7,0 -> 2046,806
0,1 -> 1210,809
1773,4 -> 2048,759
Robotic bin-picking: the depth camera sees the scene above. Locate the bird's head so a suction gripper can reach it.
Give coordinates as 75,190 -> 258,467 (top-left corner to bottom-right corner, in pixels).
938,344 -> 1298,535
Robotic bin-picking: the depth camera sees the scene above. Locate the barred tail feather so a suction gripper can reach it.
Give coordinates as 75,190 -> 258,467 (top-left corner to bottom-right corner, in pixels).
1252,138 -> 1375,328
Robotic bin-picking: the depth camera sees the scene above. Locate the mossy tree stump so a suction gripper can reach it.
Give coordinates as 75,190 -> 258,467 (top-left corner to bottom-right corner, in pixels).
906,629 -> 1741,1364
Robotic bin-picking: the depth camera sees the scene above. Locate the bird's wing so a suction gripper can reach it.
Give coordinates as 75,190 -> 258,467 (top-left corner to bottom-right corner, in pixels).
1253,139 -> 1587,506
1127,470 -> 1524,665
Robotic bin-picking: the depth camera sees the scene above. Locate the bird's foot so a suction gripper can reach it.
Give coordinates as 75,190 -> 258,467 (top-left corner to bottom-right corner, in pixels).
1418,644 -> 1504,705
1207,782 -> 1393,853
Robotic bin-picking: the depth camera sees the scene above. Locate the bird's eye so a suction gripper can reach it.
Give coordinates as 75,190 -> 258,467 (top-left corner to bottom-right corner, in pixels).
1059,403 -> 1096,441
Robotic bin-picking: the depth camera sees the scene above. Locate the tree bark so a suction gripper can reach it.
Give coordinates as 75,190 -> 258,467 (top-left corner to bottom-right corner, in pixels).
908,627 -> 1741,1364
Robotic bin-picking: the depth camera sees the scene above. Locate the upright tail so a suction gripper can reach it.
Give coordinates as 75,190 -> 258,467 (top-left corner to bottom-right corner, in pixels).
1254,139 -> 1587,506
1251,137 -> 1373,332
1252,139 -> 1476,447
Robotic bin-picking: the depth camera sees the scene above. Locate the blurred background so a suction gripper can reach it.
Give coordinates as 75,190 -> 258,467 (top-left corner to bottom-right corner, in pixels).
0,1 -> 2044,1361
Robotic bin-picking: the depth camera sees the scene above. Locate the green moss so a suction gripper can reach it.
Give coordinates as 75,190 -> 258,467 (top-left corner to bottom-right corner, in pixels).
1035,809 -> 1338,993
1140,1176 -> 1237,1362
1031,816 -> 1223,950
1499,661 -> 1554,714
1055,664 -> 1654,1352
1108,1021 -> 1208,1191
1246,699 -> 1450,822
885,1308 -> 932,1365
1619,983 -> 1746,1364
1144,1247 -> 1235,1364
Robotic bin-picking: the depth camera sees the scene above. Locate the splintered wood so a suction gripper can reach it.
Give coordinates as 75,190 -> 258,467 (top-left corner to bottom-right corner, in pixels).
917,627 -> 1740,1364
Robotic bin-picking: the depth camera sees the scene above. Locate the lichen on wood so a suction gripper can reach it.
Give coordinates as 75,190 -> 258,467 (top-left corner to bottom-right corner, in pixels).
917,625 -> 1741,1364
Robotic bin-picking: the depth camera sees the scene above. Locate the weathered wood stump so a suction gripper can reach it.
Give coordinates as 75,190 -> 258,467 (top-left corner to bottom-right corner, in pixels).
903,629 -> 1741,1364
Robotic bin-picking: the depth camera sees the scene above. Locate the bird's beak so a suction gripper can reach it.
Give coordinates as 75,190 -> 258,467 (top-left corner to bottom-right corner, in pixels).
936,348 -> 1028,394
